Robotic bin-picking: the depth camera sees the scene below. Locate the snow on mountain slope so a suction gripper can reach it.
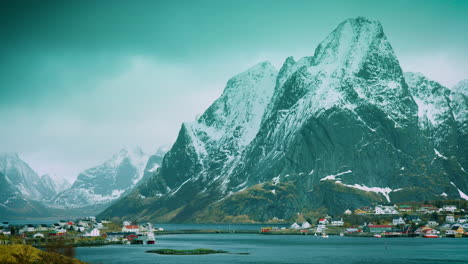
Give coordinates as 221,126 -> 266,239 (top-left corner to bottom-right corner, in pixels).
405,73 -> 468,176
191,61 -> 277,151
99,17 -> 468,223
156,61 -> 278,191
52,148 -> 150,209
0,152 -> 57,200
452,79 -> 468,97
404,72 -> 452,128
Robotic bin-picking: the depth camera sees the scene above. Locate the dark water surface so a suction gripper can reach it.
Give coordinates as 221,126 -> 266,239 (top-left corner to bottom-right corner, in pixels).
75,234 -> 468,264
155,223 -> 290,230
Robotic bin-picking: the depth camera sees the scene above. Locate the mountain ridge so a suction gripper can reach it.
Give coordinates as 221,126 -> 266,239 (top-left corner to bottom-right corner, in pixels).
94,17 -> 466,222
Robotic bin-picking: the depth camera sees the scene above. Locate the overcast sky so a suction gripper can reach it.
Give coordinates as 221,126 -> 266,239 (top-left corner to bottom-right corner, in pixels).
1,0 -> 467,183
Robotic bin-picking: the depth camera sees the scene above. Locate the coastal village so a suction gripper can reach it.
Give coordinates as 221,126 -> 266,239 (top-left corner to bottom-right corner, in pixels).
264,203 -> 468,238
1,202 -> 467,247
0,217 -> 162,246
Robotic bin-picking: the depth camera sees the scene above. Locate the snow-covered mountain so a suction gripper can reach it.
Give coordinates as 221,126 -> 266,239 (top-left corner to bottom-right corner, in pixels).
452,79 -> 468,97
51,148 -> 151,213
0,153 -> 57,200
99,17 -> 468,223
0,153 -> 61,217
0,171 -> 53,218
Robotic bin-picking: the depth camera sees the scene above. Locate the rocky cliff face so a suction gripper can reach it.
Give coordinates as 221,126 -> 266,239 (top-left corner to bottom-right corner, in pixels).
99,17 -> 468,223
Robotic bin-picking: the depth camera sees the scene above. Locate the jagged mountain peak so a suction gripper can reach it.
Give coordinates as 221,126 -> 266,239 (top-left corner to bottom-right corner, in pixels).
40,173 -> 53,182
218,61 -> 277,98
404,72 -> 450,96
452,79 -> 468,96
0,152 -> 22,164
0,152 -> 57,200
52,148 -> 151,211
312,17 -> 387,71
193,61 -> 278,147
106,146 -> 148,168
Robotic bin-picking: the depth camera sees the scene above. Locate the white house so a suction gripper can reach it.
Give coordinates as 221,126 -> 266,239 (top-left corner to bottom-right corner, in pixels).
85,228 -> 101,237
290,222 -> 301,229
446,215 -> 455,223
74,225 -> 85,232
122,221 -> 131,226
331,218 -> 344,226
375,205 -> 399,215
22,225 -> 35,232
392,217 -> 405,225
301,221 -> 312,229
36,225 -> 51,232
457,218 -> 467,223
406,215 -> 422,223
96,222 -> 104,229
56,228 -> 67,233
318,218 -> 329,225
2,229 -> 11,235
344,209 -> 352,215
442,205 -> 457,212
122,225 -> 139,233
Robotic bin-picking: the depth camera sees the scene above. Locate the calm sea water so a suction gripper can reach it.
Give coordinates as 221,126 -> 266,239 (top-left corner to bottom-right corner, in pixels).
155,223 -> 290,230
75,234 -> 468,264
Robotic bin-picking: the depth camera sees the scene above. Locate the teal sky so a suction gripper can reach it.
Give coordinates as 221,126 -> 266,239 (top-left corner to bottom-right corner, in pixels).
1,0 -> 467,183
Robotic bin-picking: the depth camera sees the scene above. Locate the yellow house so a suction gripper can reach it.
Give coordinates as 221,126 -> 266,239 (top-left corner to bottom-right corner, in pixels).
452,226 -> 464,234
354,209 -> 367,215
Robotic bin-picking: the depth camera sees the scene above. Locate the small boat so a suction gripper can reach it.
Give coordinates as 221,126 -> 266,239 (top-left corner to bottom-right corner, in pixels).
339,232 -> 344,237
373,234 -> 382,238
321,233 -> 329,238
146,232 -> 156,244
423,234 -> 438,238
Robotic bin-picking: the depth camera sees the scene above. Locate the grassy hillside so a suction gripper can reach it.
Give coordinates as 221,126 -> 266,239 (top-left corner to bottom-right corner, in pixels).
0,245 -> 87,264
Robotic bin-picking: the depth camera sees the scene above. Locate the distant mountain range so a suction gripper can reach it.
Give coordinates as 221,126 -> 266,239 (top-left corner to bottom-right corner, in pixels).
98,17 -> 468,223
49,148 -> 151,214
0,148 -> 166,218
0,153 -> 61,217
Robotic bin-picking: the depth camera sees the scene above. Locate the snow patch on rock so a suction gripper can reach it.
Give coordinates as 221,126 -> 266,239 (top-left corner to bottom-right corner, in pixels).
450,182 -> 468,201
320,170 -> 352,181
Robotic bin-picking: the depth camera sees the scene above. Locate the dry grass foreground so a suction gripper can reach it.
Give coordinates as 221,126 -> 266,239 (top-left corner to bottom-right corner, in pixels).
0,244 -> 87,264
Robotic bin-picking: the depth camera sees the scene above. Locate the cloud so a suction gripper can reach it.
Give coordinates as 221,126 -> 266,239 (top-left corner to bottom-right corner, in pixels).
0,56 -> 224,182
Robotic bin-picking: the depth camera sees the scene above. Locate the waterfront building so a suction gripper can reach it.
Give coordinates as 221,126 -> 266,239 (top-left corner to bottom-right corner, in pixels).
122,225 -> 140,233
85,228 -> 101,237
363,225 -> 393,233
